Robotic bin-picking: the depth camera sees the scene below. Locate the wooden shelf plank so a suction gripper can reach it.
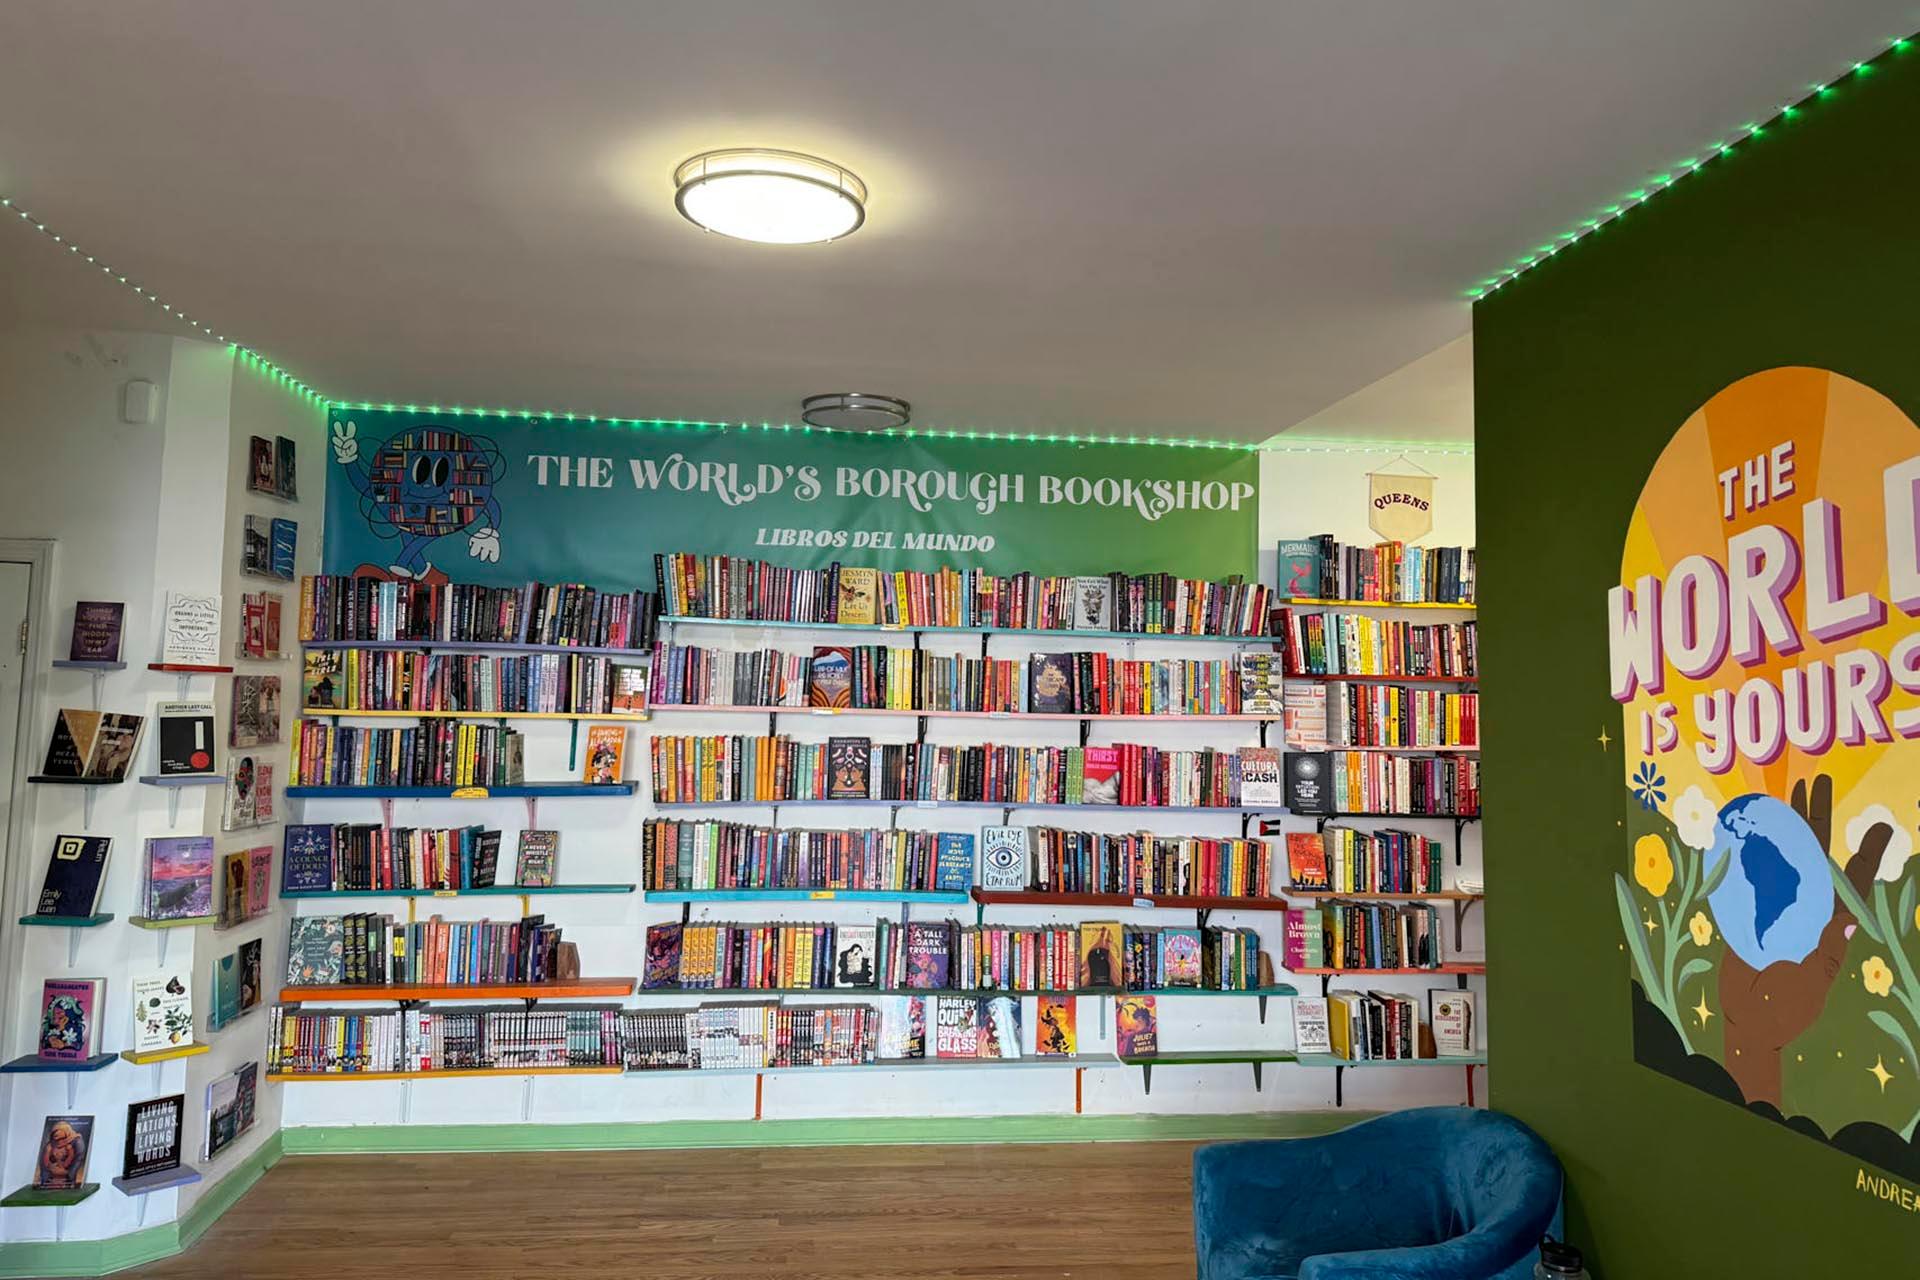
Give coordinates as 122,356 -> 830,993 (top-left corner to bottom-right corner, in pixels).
136,774 -> 224,787
120,1043 -> 212,1066
1291,672 -> 1478,685
277,978 -> 637,1004
147,663 -> 234,674
628,984 -> 1298,998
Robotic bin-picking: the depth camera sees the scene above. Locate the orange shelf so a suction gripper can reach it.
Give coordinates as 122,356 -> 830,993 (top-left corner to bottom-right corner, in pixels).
278,978 -> 636,1003
1292,963 -> 1486,976
268,1065 -> 623,1081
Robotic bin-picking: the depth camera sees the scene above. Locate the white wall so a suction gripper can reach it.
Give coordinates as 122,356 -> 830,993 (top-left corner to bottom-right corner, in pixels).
281,440 -> 1481,1130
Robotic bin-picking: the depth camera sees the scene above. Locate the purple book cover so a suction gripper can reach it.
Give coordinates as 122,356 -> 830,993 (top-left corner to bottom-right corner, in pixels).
144,836 -> 214,920
69,602 -> 124,663
39,978 -> 102,1060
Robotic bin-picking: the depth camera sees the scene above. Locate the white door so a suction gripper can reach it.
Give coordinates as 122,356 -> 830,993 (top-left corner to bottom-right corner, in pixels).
0,561 -> 33,1042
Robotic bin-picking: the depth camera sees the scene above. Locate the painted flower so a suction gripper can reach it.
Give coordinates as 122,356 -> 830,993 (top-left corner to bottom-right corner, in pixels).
1632,761 -> 1667,811
1688,911 -> 1714,947
1845,804 -> 1916,882
1863,956 -> 1895,997
1672,785 -> 1720,851
1634,833 -> 1674,898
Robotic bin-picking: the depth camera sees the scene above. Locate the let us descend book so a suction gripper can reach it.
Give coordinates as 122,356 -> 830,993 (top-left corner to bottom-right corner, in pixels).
143,837 -> 214,920
124,1095 -> 184,1181
39,978 -> 104,1061
836,568 -> 877,625
827,737 -> 870,799
156,701 -> 217,775
69,601 -> 124,663
34,835 -> 112,917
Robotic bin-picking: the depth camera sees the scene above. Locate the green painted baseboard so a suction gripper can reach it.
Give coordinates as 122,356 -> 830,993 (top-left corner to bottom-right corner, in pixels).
0,1112 -> 1367,1277
0,1132 -> 281,1279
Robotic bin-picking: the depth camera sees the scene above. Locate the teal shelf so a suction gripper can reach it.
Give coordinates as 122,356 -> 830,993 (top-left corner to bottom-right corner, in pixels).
644,889 -> 969,904
19,912 -> 114,927
661,615 -> 1270,646
0,1053 -> 116,1074
628,1053 -> 1123,1077
287,782 -> 639,799
283,884 -> 635,898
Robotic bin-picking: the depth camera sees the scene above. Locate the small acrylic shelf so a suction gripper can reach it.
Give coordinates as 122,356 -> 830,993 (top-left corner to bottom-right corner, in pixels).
277,978 -> 637,1004
651,704 -> 1278,724
18,912 -> 114,927
1296,1052 -> 1487,1069
2,1183 -> 99,1208
120,1043 -> 211,1066
661,615 -> 1271,646
128,915 -> 216,930
285,782 -> 638,799
268,1065 -> 624,1082
301,639 -> 654,659
0,1053 -> 116,1074
113,1166 -> 203,1196
137,774 -> 224,787
26,775 -> 124,786
1279,598 -> 1475,611
283,884 -> 635,899
1293,963 -> 1488,976
1296,673 -> 1478,685
646,888 -> 969,905
51,659 -> 127,671
300,709 -> 648,722
971,889 -> 1289,913
147,663 -> 234,674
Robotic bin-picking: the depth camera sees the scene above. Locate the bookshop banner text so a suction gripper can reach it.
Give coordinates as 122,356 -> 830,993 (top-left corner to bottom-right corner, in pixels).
321,409 -> 1259,587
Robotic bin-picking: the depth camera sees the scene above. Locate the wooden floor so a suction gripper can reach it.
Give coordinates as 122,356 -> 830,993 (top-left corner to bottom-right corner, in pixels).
124,1143 -> 1204,1279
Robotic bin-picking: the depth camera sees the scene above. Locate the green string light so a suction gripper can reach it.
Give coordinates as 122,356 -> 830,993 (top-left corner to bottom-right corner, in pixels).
1472,32 -> 1913,301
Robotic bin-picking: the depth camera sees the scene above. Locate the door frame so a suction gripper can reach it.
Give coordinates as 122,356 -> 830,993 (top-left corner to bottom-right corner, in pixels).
0,538 -> 55,1058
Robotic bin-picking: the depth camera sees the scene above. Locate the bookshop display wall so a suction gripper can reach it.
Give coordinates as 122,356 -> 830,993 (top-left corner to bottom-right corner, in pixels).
1475,50 -> 1920,1279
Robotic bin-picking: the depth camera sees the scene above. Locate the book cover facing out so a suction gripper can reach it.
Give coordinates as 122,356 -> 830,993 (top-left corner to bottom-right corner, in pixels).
123,1095 -> 184,1180
1284,751 -> 1332,814
156,700 -> 217,775
39,978 -> 103,1060
69,601 -> 124,663
35,1115 -> 93,1190
35,834 -> 111,917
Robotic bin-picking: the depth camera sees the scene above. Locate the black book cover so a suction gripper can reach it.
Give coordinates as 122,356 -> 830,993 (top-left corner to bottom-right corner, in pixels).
123,1094 -> 184,1180
157,703 -> 216,775
1283,751 -> 1332,815
470,830 -> 501,888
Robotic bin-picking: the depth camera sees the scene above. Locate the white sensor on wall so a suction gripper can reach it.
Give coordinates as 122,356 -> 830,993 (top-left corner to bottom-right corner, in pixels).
122,379 -> 159,425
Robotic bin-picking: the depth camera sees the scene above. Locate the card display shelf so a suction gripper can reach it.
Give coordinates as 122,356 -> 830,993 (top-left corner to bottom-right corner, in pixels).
2,1052 -> 115,1107
128,915 -> 216,930
136,774 -> 223,786
20,910 -> 113,964
277,978 -> 638,1004
1,1183 -> 98,1208
626,1053 -> 1124,1078
50,659 -> 123,710
25,776 -> 123,829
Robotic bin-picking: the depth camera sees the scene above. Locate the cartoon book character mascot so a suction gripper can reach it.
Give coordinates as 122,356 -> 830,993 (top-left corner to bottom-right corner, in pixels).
331,420 -> 505,582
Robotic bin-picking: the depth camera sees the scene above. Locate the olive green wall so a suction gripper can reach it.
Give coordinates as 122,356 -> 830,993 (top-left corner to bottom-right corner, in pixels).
1476,45 -> 1920,1277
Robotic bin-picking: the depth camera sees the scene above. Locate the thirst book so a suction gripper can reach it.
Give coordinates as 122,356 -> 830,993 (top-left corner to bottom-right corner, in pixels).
34,835 -> 112,918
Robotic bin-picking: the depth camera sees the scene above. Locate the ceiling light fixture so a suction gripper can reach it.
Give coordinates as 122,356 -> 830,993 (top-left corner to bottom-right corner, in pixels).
802,392 -> 911,432
673,148 -> 867,244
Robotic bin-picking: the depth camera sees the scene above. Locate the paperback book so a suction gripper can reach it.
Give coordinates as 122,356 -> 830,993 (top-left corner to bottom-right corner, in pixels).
1276,539 -> 1324,599
68,601 -> 124,663
1027,652 -> 1075,713
222,753 -> 273,830
35,1115 -> 93,1190
34,835 -> 112,918
1036,994 -> 1077,1056
834,924 -> 877,987
1079,921 -> 1124,990
143,837 -> 214,920
1081,746 -> 1121,804
1292,996 -> 1332,1054
516,830 -> 560,886
1430,989 -> 1476,1056
979,826 -> 1029,891
239,938 -> 263,1014
809,646 -> 853,707
39,979 -> 104,1061
242,515 -> 273,577
1115,994 -> 1159,1056
836,568 -> 877,624
269,518 -> 297,580
275,435 -> 298,500
160,592 -> 221,667
934,995 -> 981,1058
230,676 -> 281,747
238,591 -> 283,660
210,952 -> 242,1030
247,436 -> 277,495
934,832 -> 974,892
281,825 -> 335,893
156,700 -> 217,775
1283,751 -> 1332,814
301,649 -> 342,708
1239,746 -> 1283,806
827,736 -> 870,799
582,725 -> 626,785
129,969 -> 193,1055
204,1062 -> 257,1161
123,1095 -> 184,1181
41,709 -> 145,781
285,916 -> 345,984
1072,576 -> 1114,631
609,663 -> 649,713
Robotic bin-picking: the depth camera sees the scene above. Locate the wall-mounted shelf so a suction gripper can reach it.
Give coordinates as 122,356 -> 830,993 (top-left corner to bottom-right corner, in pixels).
1279,598 -> 1475,611
646,888 -> 968,905
137,774 -> 223,787
1294,963 -> 1487,975
1119,1048 -> 1299,1094
628,1053 -> 1124,1078
299,709 -> 648,722
269,1064 -> 624,1082
284,884 -> 635,899
112,1166 -> 203,1196
147,663 -> 233,674
1286,891 -> 1483,902
1292,673 -> 1478,685
971,888 -> 1289,913
661,615 -> 1271,646
301,639 -> 654,659
128,915 -> 215,930
0,1053 -> 116,1074
1297,1051 -> 1488,1106
2,1183 -> 99,1208
653,798 -> 1284,817
19,912 -> 114,927
629,984 -> 1297,999
51,659 -> 126,671
120,1043 -> 211,1066
278,978 -> 638,1004
286,782 -> 637,799
650,703 -> 1279,724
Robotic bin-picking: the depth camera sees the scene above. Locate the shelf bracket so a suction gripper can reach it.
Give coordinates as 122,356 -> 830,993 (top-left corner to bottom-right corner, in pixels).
1140,1063 -> 1152,1095
519,1076 -> 535,1122
67,927 -> 80,967
87,669 -> 106,712
379,798 -> 395,831
1454,817 -> 1465,863
680,901 -> 692,926
1257,995 -> 1269,1025
768,712 -> 778,738
66,1072 -> 79,1109
525,797 -> 539,831
1000,807 -> 1013,826
1315,815 -> 1329,834
889,805 -> 901,833
916,715 -> 928,747
400,1080 -> 413,1124
165,788 -> 184,829
770,803 -> 780,827
174,674 -> 192,700
82,786 -> 98,831
1258,720 -> 1270,748
1334,1064 -> 1345,1107
979,632 -> 990,661
568,721 -> 580,775
1195,908 -> 1213,931
1078,719 -> 1091,747
1240,813 -> 1253,839
1251,1061 -> 1264,1092
1320,974 -> 1332,999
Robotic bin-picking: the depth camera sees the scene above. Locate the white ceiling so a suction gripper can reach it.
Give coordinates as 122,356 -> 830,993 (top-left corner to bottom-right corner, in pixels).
0,2 -> 1907,442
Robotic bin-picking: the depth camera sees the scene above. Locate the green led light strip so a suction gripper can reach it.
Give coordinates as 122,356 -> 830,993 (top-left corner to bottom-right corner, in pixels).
1469,33 -> 1914,300
0,195 -> 327,402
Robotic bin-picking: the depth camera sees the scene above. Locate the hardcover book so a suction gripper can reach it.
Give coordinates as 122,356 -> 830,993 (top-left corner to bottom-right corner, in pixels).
1286,832 -> 1330,888
40,708 -> 97,778
809,646 -> 853,708
468,830 -> 501,888
230,676 -> 281,748
219,851 -> 249,927
582,725 -> 626,785
1430,989 -> 1476,1056
39,979 -> 104,1061
129,969 -> 193,1055
281,825 -> 335,893
516,830 -> 560,886
1072,577 -> 1114,631
204,1062 -> 256,1161
238,939 -> 263,1014
877,995 -> 926,1059
1240,746 -> 1284,806
124,1095 -> 184,1181
275,435 -> 298,500
156,700 -> 217,775
836,567 -> 877,625
1027,652 -> 1075,713
35,1115 -> 93,1190
1276,539 -> 1324,599
1081,746 -> 1121,805
161,592 -> 221,667
1115,994 -> 1159,1056
934,832 -> 974,892
284,916 -> 344,985
1036,994 -> 1077,1056
1159,929 -> 1203,987
210,952 -> 241,1030
301,649 -> 342,709
834,924 -> 878,987
609,663 -> 649,713
269,518 -> 297,581
1238,652 -> 1285,714
241,515 -> 273,577
934,996 -> 981,1058
1283,751 -> 1333,815
69,601 -> 124,663
905,922 -> 951,989
979,826 -> 1029,891
246,844 -> 274,918
247,436 -> 276,494
34,835 -> 112,918
981,996 -> 1022,1060
642,924 -> 684,989
143,837 -> 214,920
1078,921 -> 1124,991
1282,907 -> 1326,970
1292,996 -> 1333,1055
826,736 -> 870,799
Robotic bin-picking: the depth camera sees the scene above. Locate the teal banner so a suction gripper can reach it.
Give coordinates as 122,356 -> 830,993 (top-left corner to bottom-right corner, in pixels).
321,409 -> 1259,587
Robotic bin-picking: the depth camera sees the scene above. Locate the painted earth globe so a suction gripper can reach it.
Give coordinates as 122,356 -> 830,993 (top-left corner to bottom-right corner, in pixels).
1704,793 -> 1835,968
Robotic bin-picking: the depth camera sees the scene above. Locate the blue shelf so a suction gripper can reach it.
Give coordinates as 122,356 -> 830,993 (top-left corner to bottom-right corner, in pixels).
645,889 -> 969,904
661,616 -> 1269,646
286,782 -> 638,799
300,639 -> 652,659
51,659 -> 127,671
1297,1053 -> 1486,1068
1,1053 -> 116,1074
137,774 -> 223,787
284,884 -> 635,898
19,912 -> 115,928
652,798 -> 1285,815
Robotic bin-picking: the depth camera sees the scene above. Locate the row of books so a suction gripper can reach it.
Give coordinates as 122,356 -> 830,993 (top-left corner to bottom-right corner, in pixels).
1273,610 -> 1477,679
301,648 -> 648,715
655,552 -> 1275,636
1324,685 -> 1479,748
641,820 -> 972,894
1291,990 -> 1479,1060
299,575 -> 662,650
1282,903 -> 1445,970
1285,827 -> 1448,895
1276,538 -> 1476,604
1013,827 -> 1277,898
636,1001 -> 885,1069
648,734 -> 1278,808
1307,751 -> 1482,817
269,1006 -> 624,1074
280,823 -> 567,894
288,720 -> 527,788
284,913 -> 575,987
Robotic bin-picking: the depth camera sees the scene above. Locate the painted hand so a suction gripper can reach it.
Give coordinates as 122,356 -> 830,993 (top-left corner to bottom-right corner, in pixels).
331,420 -> 359,465
468,527 -> 501,562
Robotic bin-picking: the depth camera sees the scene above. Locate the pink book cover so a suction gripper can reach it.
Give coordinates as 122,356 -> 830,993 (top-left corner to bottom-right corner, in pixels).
245,845 -> 273,918
39,978 -> 102,1060
1081,746 -> 1121,805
